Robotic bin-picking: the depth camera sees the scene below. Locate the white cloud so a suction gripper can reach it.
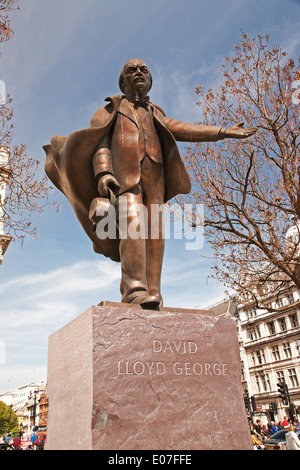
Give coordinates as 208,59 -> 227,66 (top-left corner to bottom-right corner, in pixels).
0,258 -> 121,392
0,365 -> 47,394
0,249 -> 225,392
161,249 -> 226,309
0,259 -> 121,323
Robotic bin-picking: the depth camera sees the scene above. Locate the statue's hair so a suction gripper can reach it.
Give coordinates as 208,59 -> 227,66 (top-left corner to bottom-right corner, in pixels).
119,59 -> 152,94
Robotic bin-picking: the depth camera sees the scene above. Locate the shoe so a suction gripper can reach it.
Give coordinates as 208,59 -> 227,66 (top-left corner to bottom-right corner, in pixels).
140,295 -> 160,310
129,293 -> 160,310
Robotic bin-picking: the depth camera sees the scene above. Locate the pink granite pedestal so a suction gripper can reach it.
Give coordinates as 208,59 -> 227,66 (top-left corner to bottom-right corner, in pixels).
45,303 -> 252,450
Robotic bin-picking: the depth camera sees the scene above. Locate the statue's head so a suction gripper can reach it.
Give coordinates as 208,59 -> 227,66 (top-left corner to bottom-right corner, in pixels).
119,58 -> 152,98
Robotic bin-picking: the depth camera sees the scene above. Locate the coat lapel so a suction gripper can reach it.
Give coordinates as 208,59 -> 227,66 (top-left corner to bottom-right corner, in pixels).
118,98 -> 138,127
151,105 -> 166,127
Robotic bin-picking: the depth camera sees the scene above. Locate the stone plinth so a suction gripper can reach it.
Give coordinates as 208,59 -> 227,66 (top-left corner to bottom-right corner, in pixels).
45,304 -> 252,450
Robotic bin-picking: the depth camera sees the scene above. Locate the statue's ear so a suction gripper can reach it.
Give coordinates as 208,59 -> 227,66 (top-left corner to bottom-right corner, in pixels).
118,72 -> 125,94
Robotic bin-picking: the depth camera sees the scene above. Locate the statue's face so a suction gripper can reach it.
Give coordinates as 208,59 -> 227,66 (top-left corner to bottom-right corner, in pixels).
121,59 -> 151,97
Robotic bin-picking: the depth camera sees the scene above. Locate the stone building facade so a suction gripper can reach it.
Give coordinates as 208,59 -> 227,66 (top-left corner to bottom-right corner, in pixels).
237,285 -> 300,424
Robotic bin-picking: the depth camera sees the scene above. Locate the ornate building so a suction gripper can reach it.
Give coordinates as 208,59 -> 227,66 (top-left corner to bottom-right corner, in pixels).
0,381 -> 47,432
38,393 -> 48,431
237,285 -> 300,424
204,286 -> 300,427
0,145 -> 12,263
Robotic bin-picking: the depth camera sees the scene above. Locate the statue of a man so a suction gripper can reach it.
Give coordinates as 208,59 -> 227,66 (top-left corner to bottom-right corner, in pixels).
44,58 -> 257,309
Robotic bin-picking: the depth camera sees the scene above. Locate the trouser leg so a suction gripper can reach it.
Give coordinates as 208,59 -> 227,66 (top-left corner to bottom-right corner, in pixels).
145,232 -> 165,305
117,189 -> 149,303
141,156 -> 165,304
117,157 -> 165,306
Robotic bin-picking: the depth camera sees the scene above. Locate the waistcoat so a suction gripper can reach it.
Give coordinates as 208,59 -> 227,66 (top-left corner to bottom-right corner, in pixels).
119,99 -> 163,164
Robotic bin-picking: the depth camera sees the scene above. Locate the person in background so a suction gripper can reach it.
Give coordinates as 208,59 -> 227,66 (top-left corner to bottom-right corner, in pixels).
253,419 -> 262,436
282,416 -> 289,428
293,417 -> 300,430
286,425 -> 300,450
272,422 -> 278,434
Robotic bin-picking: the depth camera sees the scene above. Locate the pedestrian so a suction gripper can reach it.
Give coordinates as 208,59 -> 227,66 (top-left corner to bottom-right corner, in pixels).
272,422 -> 278,434
254,419 -> 262,436
278,421 -> 283,430
267,423 -> 272,435
251,430 -> 264,450
293,417 -> 300,430
286,425 -> 300,450
282,416 -> 289,428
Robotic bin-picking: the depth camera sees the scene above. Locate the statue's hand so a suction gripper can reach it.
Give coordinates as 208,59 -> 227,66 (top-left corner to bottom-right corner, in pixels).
97,174 -> 120,198
224,122 -> 258,139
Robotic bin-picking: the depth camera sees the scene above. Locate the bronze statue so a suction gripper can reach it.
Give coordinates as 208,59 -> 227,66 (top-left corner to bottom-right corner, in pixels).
44,58 -> 257,309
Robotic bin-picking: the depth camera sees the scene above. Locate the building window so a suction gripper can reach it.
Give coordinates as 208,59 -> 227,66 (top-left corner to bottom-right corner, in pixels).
288,368 -> 299,387
278,317 -> 287,332
288,293 -> 295,304
276,371 -> 285,384
249,326 -> 261,340
271,345 -> 281,361
252,349 -> 265,365
289,313 -> 298,328
247,307 -> 257,318
257,373 -> 270,392
277,298 -> 284,308
283,342 -> 292,358
258,349 -> 265,364
255,375 -> 261,393
267,321 -> 276,335
263,373 -> 270,391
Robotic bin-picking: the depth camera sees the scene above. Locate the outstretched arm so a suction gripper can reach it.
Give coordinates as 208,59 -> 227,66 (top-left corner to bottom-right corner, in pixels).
164,117 -> 257,142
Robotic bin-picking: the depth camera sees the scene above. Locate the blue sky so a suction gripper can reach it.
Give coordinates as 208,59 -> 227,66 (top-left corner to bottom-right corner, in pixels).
0,0 -> 299,393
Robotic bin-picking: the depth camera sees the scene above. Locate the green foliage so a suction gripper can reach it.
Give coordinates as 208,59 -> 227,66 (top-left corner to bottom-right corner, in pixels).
0,400 -> 18,435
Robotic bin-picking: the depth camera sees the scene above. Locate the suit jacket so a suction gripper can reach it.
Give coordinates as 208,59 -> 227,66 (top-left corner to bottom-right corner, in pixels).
44,95 -> 222,261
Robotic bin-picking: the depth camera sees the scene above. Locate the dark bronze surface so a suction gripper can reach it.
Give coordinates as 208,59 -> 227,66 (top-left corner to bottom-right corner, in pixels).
44,58 -> 257,308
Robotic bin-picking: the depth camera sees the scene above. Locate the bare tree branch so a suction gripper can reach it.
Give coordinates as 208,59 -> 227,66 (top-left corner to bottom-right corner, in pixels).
0,0 -> 54,242
178,33 -> 300,307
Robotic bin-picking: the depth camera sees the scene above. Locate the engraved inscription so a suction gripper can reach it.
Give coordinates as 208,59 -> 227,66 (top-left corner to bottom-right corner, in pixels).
117,339 -> 228,376
118,361 -> 166,375
152,340 -> 197,354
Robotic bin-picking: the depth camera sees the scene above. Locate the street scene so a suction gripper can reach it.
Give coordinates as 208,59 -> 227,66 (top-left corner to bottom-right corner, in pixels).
0,0 -> 300,452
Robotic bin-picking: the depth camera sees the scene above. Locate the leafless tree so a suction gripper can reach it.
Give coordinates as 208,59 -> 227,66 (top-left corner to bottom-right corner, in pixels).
0,0 -> 53,242
178,33 -> 300,308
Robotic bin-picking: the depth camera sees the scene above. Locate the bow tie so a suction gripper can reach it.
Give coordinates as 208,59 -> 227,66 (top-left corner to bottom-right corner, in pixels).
128,95 -> 150,109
